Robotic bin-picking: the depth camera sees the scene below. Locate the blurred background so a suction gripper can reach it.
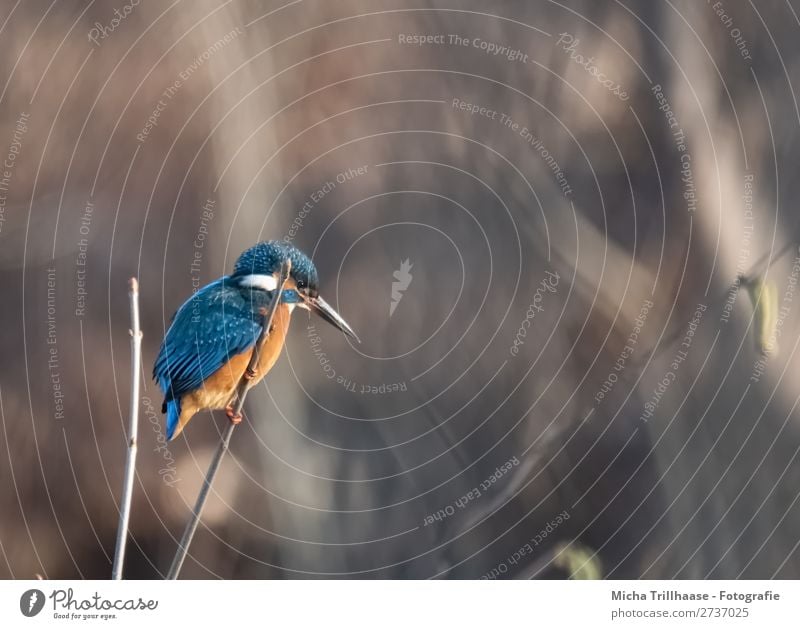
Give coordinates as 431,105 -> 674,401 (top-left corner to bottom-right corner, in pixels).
1,0 -> 800,579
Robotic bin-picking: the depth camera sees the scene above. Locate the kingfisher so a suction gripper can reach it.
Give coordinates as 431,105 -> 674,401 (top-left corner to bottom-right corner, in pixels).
153,240 -> 359,440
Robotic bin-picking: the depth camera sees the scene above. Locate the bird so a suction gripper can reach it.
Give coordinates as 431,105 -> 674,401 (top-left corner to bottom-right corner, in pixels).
153,240 -> 359,440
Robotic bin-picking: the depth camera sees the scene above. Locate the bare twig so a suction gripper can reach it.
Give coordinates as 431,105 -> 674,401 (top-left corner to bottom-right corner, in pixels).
112,277 -> 143,580
166,259 -> 291,580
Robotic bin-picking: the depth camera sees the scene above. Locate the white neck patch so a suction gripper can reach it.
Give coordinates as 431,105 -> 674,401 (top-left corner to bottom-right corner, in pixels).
239,273 -> 279,291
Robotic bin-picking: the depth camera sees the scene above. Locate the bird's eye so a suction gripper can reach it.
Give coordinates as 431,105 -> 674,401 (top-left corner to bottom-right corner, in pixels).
296,279 -> 310,294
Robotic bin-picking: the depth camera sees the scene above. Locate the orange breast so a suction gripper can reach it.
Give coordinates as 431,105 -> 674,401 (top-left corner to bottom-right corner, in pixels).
173,303 -> 293,438
251,302 -> 293,385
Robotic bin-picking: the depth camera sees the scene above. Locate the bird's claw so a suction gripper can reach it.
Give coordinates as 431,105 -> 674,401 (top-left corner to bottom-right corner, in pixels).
244,366 -> 258,381
225,404 -> 243,425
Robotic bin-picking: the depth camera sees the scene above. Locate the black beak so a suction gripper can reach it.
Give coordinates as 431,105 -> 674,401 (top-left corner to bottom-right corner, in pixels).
306,295 -> 360,343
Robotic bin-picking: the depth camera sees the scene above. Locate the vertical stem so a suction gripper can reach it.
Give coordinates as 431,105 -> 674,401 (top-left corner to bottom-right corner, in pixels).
166,422 -> 234,580
112,277 -> 143,580
166,260 -> 291,580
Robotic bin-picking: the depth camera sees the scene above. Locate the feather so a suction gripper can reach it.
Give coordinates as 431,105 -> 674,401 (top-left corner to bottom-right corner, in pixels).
164,398 -> 181,440
153,277 -> 267,406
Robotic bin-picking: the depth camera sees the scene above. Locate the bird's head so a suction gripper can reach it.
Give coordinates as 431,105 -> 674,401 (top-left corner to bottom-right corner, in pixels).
232,240 -> 360,342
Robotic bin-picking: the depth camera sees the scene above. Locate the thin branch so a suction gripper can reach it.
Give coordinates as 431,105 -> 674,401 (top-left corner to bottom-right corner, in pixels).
166,259 -> 292,580
112,277 -> 143,580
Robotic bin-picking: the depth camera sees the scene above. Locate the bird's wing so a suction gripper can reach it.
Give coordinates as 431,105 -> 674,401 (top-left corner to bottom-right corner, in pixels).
153,278 -> 263,401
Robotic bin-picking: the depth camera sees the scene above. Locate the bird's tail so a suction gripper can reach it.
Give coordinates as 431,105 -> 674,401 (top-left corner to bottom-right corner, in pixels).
164,397 -> 181,441
158,374 -> 182,441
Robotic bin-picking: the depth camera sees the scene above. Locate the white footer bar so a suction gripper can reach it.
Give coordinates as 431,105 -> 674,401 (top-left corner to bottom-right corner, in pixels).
2,580 -> 794,628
